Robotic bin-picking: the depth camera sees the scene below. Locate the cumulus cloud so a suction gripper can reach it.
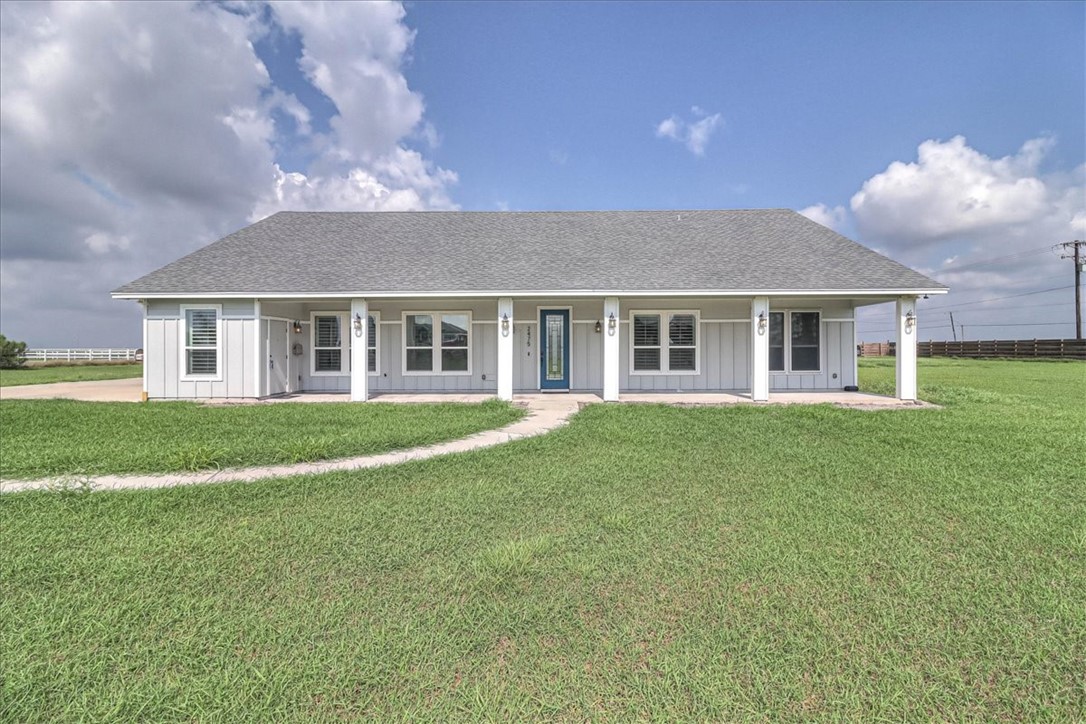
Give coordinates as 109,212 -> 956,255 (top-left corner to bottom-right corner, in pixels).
850,135 -> 1058,247
831,135 -> 1085,340
798,203 -> 847,232
655,107 -> 722,156
0,1 -> 457,346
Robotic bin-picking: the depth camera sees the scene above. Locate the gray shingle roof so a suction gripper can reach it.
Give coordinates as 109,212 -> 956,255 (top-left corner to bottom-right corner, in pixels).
113,209 -> 945,296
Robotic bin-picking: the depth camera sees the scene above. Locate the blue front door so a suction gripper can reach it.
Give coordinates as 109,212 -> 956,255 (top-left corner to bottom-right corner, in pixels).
539,309 -> 570,390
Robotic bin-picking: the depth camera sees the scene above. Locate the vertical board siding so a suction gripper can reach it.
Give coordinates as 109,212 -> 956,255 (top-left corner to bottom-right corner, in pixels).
769,320 -> 853,391
144,297 -> 858,397
621,321 -> 751,392
512,321 -> 537,391
145,316 -> 256,399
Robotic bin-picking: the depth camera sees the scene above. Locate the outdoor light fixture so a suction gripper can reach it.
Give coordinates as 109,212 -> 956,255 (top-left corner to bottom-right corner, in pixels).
292,320 -> 302,334
501,313 -> 510,336
353,312 -> 364,337
905,310 -> 916,334
607,312 -> 617,333
757,311 -> 767,335
594,320 -> 602,334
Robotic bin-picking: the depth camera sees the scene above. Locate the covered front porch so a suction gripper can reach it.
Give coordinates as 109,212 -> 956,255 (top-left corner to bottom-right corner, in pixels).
239,390 -> 931,409
252,294 -> 922,404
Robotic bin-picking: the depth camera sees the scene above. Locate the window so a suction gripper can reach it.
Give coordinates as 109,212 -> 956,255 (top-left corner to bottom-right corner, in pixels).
367,313 -> 378,374
630,311 -> 699,374
181,305 -> 220,379
404,312 -> 471,374
769,312 -> 785,372
310,312 -> 378,375
311,312 -> 347,375
790,312 -> 820,371
768,310 -> 821,373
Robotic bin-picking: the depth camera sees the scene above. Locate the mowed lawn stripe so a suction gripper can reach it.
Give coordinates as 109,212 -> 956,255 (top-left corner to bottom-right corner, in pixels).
0,364 -> 143,387
0,399 -> 523,478
0,359 -> 1082,720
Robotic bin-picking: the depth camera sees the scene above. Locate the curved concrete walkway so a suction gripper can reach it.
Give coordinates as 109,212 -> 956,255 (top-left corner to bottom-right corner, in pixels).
0,396 -> 582,494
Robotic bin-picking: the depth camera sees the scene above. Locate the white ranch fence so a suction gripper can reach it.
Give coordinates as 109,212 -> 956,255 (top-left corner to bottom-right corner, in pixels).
24,348 -> 143,362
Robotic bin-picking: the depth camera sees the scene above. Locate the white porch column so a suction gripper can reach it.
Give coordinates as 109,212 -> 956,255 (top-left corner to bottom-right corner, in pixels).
751,296 -> 770,402
603,296 -> 620,401
497,297 -> 514,401
140,300 -> 149,402
350,298 -> 369,402
895,296 -> 918,401
253,299 -> 262,398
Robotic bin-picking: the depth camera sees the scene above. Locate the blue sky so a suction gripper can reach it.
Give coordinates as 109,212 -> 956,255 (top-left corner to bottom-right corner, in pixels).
399,1 -> 1083,215
1,0 -> 1083,345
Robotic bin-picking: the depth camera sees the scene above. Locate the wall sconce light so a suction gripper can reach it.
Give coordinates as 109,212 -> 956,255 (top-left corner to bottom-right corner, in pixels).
501,312 -> 510,336
353,312 -> 364,337
594,320 -> 602,334
607,312 -> 617,334
291,320 -> 302,334
905,310 -> 916,334
757,311 -> 767,335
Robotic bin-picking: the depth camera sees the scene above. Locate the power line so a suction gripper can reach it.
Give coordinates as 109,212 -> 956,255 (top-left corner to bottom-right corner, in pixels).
933,245 -> 1056,274
916,285 -> 1074,313
859,321 -> 1070,335
857,300 -> 1074,324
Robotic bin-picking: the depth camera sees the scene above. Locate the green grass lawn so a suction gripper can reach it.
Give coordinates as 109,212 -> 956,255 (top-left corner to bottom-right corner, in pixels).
0,399 -> 522,479
0,363 -> 143,387
2,359 -> 1083,720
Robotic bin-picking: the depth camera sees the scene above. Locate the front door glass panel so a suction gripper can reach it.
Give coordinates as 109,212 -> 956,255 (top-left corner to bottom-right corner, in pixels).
545,314 -> 564,381
539,309 -> 570,390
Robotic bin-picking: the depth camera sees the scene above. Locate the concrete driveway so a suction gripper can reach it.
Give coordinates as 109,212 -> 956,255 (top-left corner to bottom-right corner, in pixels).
0,378 -> 143,402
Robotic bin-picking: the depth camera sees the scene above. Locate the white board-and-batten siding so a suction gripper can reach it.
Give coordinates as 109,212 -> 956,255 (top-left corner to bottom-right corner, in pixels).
143,296 -> 857,398
145,299 -> 258,399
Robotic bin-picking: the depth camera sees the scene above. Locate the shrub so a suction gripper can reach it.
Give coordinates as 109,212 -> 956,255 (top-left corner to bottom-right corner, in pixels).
0,334 -> 28,369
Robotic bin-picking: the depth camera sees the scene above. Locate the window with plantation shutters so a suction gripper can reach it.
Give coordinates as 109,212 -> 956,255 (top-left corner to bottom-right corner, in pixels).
632,314 -> 660,371
313,315 -> 342,373
367,314 -> 378,374
182,306 -> 219,378
630,310 -> 699,374
668,314 -> 696,371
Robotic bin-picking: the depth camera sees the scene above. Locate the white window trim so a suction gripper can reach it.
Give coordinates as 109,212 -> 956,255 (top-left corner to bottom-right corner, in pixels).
179,303 -> 223,382
628,309 -> 700,376
770,309 -> 823,375
367,311 -> 380,377
310,311 -> 348,377
401,311 -> 473,376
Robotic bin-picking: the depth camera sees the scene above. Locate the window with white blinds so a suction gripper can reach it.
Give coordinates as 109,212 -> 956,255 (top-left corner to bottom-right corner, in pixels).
367,314 -> 378,374
310,311 -> 378,375
630,311 -> 699,374
181,305 -> 220,379
313,314 -> 343,373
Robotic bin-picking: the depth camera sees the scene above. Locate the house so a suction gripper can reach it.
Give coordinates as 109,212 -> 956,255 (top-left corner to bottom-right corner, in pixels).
112,210 -> 946,402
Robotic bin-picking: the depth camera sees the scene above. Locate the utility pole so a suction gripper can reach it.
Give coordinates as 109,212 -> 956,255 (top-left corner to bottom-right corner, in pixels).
1058,240 -> 1084,340
949,312 -> 957,341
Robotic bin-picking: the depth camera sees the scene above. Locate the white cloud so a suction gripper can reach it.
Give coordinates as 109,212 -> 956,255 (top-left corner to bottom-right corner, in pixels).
655,107 -> 722,156
0,1 -> 457,346
269,0 -> 422,162
799,203 -> 847,231
850,135 -> 1055,246
841,136 -> 1085,341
